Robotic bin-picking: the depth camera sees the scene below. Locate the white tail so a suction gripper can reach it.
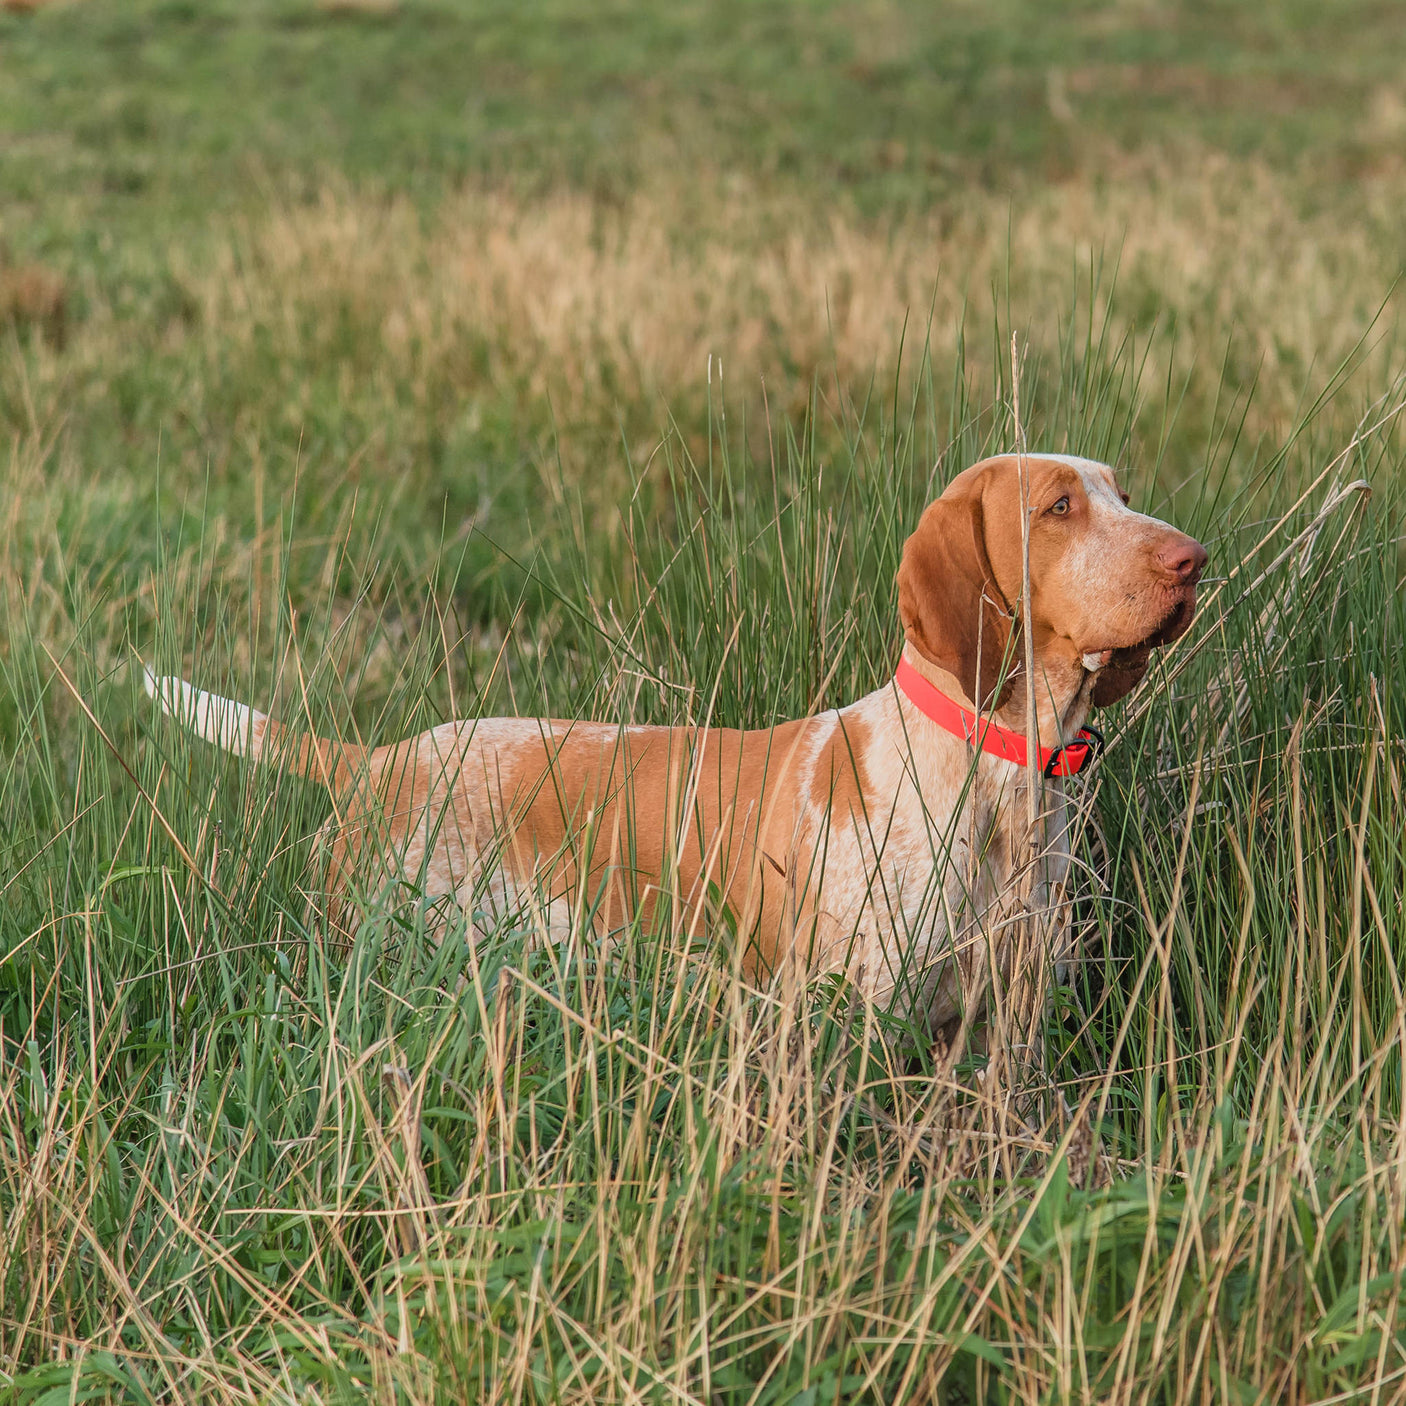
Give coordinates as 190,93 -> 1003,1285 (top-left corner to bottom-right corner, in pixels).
143,668 -> 355,786
143,669 -> 267,754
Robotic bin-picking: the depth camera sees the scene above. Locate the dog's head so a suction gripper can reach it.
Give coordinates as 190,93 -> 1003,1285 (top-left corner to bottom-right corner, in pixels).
896,453 -> 1205,710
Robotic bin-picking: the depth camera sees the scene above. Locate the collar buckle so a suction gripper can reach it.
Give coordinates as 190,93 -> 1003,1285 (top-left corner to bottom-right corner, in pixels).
1043,724 -> 1105,778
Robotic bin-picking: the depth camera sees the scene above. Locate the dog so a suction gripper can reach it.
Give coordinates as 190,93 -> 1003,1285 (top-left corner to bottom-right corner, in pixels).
147,452 -> 1204,1042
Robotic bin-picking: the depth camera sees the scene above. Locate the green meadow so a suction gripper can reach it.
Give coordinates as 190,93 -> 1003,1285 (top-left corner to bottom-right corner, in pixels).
3,1 -> 1406,1400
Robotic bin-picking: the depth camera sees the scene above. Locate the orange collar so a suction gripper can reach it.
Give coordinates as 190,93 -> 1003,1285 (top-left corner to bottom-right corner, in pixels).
894,657 -> 1102,778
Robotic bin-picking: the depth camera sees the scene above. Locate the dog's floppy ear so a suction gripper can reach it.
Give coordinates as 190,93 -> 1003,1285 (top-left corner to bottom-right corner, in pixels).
896,479 -> 1016,710
1090,645 -> 1152,708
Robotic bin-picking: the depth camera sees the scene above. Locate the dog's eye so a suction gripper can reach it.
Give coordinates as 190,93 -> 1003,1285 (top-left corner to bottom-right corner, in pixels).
1049,497 -> 1070,516
1118,490 -> 1131,505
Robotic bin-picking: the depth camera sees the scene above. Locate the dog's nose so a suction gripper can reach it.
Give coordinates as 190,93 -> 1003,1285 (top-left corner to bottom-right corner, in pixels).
1158,535 -> 1207,584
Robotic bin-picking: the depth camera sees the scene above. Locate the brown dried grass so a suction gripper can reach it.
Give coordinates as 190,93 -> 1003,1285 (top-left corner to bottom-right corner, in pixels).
161,151 -> 1402,438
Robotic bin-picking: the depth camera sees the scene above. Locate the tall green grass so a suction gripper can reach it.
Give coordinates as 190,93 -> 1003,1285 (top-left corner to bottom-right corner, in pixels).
3,305 -> 1406,1402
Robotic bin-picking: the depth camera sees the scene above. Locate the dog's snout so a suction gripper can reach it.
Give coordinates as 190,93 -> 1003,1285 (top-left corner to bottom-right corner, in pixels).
1157,535 -> 1207,585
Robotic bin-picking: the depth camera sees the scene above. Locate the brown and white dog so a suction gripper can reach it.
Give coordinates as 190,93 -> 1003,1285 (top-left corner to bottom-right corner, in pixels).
147,453 -> 1204,1039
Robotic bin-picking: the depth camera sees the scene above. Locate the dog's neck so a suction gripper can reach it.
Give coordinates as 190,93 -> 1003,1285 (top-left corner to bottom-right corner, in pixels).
898,642 -> 1095,754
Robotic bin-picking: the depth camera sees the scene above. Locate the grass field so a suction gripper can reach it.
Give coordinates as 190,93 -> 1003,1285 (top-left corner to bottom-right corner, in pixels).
4,1 -> 1406,1401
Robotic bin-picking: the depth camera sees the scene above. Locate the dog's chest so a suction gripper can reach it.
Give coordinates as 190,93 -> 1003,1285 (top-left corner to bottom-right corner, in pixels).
792,694 -> 1078,1007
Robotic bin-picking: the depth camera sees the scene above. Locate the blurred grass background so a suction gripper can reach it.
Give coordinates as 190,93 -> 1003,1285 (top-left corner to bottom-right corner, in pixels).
3,2 -> 1406,1402
5,0 -> 1405,583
